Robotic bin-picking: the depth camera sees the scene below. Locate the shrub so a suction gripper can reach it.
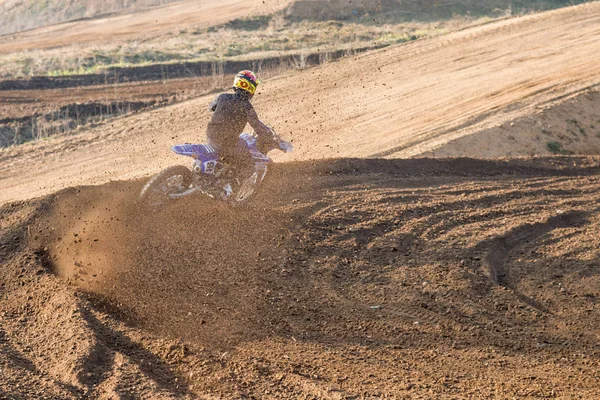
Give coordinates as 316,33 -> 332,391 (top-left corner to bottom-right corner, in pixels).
547,141 -> 566,154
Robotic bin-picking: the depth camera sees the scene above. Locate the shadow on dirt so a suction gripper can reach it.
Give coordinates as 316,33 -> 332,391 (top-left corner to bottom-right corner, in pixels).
478,210 -> 590,312
77,305 -> 190,397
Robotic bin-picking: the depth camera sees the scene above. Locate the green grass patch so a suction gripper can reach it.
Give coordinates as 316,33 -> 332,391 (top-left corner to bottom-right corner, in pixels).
547,141 -> 568,154
225,15 -> 272,31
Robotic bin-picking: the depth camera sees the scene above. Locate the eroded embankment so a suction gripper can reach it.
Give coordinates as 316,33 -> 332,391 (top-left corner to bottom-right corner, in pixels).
3,157 -> 600,398
424,88 -> 600,158
0,100 -> 166,147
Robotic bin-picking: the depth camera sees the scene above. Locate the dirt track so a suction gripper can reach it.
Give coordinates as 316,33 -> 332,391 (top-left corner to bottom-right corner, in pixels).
0,0 -> 292,53
2,3 -> 600,204
3,156 -> 600,397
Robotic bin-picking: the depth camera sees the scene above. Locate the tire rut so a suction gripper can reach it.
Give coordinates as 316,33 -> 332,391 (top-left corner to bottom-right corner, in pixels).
479,210 -> 590,312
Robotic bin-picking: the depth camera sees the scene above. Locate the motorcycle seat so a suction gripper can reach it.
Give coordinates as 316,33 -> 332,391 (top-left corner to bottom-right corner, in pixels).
171,144 -> 218,163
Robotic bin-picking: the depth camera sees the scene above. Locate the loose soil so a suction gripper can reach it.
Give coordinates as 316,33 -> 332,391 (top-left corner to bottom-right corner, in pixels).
2,157 -> 600,398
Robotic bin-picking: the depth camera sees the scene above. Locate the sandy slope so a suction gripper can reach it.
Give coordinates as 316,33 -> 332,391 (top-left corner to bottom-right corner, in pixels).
2,3 -> 600,204
0,0 -> 292,53
422,88 -> 600,157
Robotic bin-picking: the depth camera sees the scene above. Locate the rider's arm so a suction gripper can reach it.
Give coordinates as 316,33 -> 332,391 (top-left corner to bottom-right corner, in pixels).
244,103 -> 274,139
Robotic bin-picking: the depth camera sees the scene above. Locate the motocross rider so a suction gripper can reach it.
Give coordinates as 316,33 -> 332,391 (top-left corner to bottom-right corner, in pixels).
206,70 -> 277,173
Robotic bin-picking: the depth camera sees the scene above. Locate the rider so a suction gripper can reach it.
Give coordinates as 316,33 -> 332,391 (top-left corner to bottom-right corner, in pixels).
206,70 -> 276,172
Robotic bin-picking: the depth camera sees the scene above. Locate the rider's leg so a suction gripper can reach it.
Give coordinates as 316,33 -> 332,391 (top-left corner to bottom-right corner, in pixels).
206,138 -> 253,179
230,143 -> 255,178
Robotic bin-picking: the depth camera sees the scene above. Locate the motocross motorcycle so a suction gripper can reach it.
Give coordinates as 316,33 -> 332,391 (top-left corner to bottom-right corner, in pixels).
139,132 -> 293,208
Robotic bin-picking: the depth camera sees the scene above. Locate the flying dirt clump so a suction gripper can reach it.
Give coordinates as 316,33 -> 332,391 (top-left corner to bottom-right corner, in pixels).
37,177 -> 301,347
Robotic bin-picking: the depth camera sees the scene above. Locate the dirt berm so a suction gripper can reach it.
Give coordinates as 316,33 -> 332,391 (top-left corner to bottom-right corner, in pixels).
2,157 -> 600,398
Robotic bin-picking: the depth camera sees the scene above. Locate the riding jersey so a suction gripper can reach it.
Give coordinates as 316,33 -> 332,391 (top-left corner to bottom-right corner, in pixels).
206,90 -> 272,154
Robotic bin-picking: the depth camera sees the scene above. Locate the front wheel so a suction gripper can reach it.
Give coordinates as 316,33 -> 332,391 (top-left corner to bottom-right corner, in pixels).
232,172 -> 259,204
139,165 -> 193,208
231,165 -> 268,204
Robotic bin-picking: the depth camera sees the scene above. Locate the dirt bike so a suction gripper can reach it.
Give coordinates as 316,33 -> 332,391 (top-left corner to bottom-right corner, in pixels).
139,132 -> 293,208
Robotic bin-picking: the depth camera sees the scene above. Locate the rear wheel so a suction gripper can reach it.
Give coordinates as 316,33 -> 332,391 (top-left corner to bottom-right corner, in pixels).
139,165 -> 193,208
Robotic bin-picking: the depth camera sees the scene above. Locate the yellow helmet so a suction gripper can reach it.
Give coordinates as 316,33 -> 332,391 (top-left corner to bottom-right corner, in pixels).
233,70 -> 259,95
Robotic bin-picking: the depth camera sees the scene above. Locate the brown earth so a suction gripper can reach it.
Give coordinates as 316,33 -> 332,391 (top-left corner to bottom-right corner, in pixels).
3,156 -> 600,398
0,45 -> 377,147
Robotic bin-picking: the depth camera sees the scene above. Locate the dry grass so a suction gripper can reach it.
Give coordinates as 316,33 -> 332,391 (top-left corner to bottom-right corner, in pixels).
0,13 -> 502,78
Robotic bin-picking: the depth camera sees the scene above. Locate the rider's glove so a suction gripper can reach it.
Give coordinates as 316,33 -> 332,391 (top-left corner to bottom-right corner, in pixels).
278,140 -> 294,153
